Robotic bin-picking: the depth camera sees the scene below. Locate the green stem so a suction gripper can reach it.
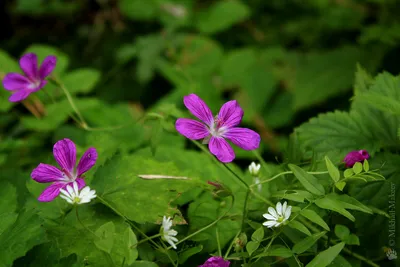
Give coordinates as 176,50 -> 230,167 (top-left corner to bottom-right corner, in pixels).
161,242 -> 178,267
251,171 -> 329,188
75,206 -> 97,237
216,227 -> 222,257
224,231 -> 241,259
132,233 -> 162,248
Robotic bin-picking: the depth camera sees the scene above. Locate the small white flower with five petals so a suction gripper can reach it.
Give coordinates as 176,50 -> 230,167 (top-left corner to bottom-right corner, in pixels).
263,201 -> 292,228
59,181 -> 96,205
249,162 -> 261,177
161,216 -> 178,249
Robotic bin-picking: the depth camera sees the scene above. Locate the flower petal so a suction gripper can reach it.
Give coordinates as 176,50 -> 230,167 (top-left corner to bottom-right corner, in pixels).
19,53 -> 38,79
38,182 -> 65,202
9,90 -> 31,102
217,100 -> 244,128
183,94 -> 214,125
224,127 -> 260,150
268,207 -> 278,218
284,206 -> 292,220
53,138 -> 76,173
263,213 -> 276,220
2,73 -> 30,91
209,137 -> 235,163
263,221 -> 277,228
74,178 -> 86,190
175,118 -> 209,140
39,55 -> 57,79
276,202 -> 283,216
77,147 -> 98,176
31,163 -> 65,183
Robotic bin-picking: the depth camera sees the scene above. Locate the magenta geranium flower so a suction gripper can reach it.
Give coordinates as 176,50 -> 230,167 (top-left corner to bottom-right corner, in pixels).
2,53 -> 56,102
343,150 -> 369,167
175,94 -> 260,163
199,256 -> 230,267
31,138 -> 97,202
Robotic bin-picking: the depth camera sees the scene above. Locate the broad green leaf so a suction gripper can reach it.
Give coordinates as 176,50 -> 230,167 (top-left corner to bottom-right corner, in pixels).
0,50 -> 19,112
0,182 -> 17,235
196,0 -> 250,34
178,245 -> 203,264
272,190 -> 314,203
363,160 -> 369,172
306,242 -> 345,267
24,44 -> 69,75
325,156 -> 340,182
352,162 -> 363,174
63,68 -> 101,94
328,255 -> 353,267
327,194 -> 372,214
335,181 -> 346,191
300,209 -> 330,231
251,227 -> 264,242
344,169 -> 354,178
130,261 -> 159,267
0,209 -> 46,267
334,225 -> 350,241
288,220 -> 312,236
221,48 -> 257,86
345,234 -> 360,246
315,197 -> 355,222
119,0 -> 158,20
288,164 -> 325,195
246,241 -> 260,256
94,221 -> 116,254
255,246 -> 293,259
292,231 -> 326,254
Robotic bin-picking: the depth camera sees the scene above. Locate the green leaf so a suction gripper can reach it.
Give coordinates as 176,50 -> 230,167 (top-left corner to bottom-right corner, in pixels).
315,197 -> 355,222
119,0 -> 158,20
246,241 -> 260,256
0,209 -> 46,267
300,209 -> 330,231
0,182 -> 18,235
352,162 -> 363,174
130,261 -> 159,267
328,255 -> 353,267
221,48 -> 257,86
334,225 -> 350,241
288,164 -> 325,196
292,231 -> 326,254
0,50 -> 19,112
306,242 -> 345,267
63,68 -> 101,94
24,44 -> 69,75
94,221 -> 116,254
363,160 -> 370,172
335,181 -> 347,191
325,156 -> 340,182
256,246 -> 293,259
344,169 -> 354,178
327,194 -> 373,214
196,0 -> 250,34
272,190 -> 314,203
251,227 -> 264,242
288,220 -> 312,236
178,245 -> 203,264
345,234 -> 360,246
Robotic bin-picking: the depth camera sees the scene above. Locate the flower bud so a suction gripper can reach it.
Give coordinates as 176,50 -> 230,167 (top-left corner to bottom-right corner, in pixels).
207,181 -> 232,198
343,150 -> 369,168
248,162 -> 261,176
234,232 -> 247,252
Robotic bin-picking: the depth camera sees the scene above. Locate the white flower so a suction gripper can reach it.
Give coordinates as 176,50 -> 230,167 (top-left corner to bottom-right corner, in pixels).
262,201 -> 292,228
59,181 -> 96,205
161,216 -> 178,249
387,249 -> 397,260
249,162 -> 261,176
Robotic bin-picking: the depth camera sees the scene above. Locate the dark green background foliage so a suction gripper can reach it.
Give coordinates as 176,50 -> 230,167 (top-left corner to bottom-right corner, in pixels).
0,0 -> 399,266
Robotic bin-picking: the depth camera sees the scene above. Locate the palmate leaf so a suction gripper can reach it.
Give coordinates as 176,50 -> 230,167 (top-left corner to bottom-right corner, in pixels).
91,154 -> 203,223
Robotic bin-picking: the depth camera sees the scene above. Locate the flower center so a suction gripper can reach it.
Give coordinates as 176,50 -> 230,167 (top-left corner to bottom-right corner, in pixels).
28,79 -> 41,90
277,216 -> 285,223
73,197 -> 81,204
62,168 -> 77,182
209,117 -> 227,137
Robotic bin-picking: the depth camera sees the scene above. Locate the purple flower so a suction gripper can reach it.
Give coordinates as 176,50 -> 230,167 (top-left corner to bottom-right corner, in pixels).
343,150 -> 369,167
199,256 -> 230,267
2,53 -> 56,102
175,94 -> 261,163
31,138 -> 98,202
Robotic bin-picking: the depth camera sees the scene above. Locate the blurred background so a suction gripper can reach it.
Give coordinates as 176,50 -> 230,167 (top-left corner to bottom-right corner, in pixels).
1,0 -> 400,162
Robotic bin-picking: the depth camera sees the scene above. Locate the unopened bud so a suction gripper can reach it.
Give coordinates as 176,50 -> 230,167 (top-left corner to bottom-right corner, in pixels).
207,181 -> 232,198
234,232 -> 247,252
249,162 -> 261,177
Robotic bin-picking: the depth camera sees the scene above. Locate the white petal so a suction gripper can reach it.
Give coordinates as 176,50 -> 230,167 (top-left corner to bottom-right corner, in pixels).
73,181 -> 79,196
274,222 -> 282,227
276,202 -> 283,216
166,238 -> 177,249
282,201 -> 287,215
263,213 -> 276,220
59,188 -> 71,199
284,206 -> 292,220
66,185 -> 75,197
168,229 -> 178,236
268,207 -> 278,218
255,164 -> 260,172
263,221 -> 277,228
80,186 -> 91,196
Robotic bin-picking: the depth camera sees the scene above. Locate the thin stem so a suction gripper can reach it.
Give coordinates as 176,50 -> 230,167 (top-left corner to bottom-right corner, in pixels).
75,206 -> 97,237
241,190 -> 250,231
132,233 -> 162,248
224,231 -> 241,259
161,242 -> 178,267
216,227 -> 222,257
251,170 -> 329,187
